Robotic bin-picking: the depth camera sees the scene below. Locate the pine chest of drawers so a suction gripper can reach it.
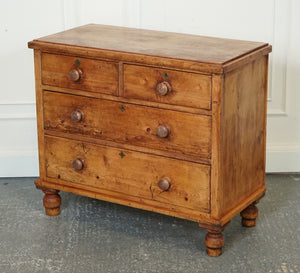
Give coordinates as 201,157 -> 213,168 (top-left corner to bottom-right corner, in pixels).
28,24 -> 272,256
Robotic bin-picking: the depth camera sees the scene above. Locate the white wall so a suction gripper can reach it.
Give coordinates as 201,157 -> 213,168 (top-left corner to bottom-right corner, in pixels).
1,0 -> 299,176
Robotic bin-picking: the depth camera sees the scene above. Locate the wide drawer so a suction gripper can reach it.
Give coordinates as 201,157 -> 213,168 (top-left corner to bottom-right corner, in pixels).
43,91 -> 211,158
41,53 -> 118,95
124,64 -> 211,110
45,136 -> 210,211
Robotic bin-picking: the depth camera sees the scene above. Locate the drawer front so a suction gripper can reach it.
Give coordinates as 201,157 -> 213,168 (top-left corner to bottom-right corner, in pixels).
45,136 -> 210,211
124,65 -> 211,110
42,53 -> 118,95
44,91 -> 211,158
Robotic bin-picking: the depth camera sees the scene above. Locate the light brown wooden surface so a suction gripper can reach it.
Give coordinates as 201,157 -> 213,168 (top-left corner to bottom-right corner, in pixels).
31,24 -> 267,64
240,203 -> 259,227
28,24 -> 272,74
28,24 -> 271,257
33,50 -> 47,179
124,64 -> 211,110
44,130 -> 211,165
35,178 -> 212,223
218,56 -> 267,218
45,136 -> 210,212
43,91 -> 212,158
210,73 -> 223,219
42,84 -> 212,116
42,53 -> 118,95
41,189 -> 61,216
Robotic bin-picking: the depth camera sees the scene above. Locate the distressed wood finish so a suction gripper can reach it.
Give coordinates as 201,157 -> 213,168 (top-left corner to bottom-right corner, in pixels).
241,203 -> 259,227
45,136 -> 210,212
43,91 -> 211,158
42,188 -> 61,216
33,50 -> 46,179
30,24 -> 268,65
28,24 -> 271,257
124,64 -> 211,110
218,56 -> 267,218
205,221 -> 230,257
42,53 -> 118,95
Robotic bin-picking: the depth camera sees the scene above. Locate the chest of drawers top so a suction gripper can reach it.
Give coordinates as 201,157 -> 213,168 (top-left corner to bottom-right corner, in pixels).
28,24 -> 270,73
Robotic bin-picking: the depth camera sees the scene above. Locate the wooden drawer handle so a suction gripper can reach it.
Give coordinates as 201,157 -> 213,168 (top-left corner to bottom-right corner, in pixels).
72,158 -> 84,171
158,177 -> 171,191
69,68 -> 82,82
71,110 -> 83,122
156,125 -> 170,138
156,81 -> 171,96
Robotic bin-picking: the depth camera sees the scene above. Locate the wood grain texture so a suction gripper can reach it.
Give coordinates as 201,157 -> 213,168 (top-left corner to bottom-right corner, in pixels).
43,91 -> 212,158
124,64 -> 211,110
210,74 -> 223,219
218,56 -> 267,218
31,24 -> 267,64
28,25 -> 271,74
42,189 -> 61,216
28,24 -> 271,256
35,178 -> 213,223
42,84 -> 212,116
33,50 -> 46,179
44,130 -> 211,165
44,136 -> 210,212
219,186 -> 265,226
42,53 -> 118,95
223,45 -> 272,73
29,42 -> 223,74
240,203 -> 259,227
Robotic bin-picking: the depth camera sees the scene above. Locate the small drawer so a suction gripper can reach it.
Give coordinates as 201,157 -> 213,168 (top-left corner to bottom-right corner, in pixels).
41,53 -> 118,95
43,91 -> 211,158
124,64 -> 211,110
45,136 -> 210,212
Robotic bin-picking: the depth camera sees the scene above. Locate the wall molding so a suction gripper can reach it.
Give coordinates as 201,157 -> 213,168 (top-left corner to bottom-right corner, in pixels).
0,102 -> 36,119
62,0 -> 82,29
266,143 -> 300,172
0,150 -> 38,177
122,0 -> 141,27
267,0 -> 291,116
267,108 -> 288,117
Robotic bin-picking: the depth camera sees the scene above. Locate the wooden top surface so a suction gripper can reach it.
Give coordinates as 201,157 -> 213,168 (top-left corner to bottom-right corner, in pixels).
29,24 -> 269,65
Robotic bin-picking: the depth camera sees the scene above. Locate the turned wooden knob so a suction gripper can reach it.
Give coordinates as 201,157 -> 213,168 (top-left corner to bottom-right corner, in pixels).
157,125 -> 170,138
156,81 -> 171,96
69,68 -> 82,82
72,158 -> 84,171
158,177 -> 171,191
71,110 -> 83,122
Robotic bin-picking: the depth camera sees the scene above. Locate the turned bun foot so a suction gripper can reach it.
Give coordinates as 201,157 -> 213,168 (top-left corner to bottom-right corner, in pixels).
42,189 -> 61,216
205,232 -> 224,257
240,203 -> 258,227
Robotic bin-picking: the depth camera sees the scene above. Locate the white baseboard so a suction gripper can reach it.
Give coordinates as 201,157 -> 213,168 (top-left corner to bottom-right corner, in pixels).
0,150 -> 39,177
266,144 -> 300,173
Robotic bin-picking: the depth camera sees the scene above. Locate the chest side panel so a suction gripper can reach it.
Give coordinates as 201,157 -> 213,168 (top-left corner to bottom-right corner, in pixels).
219,56 -> 268,217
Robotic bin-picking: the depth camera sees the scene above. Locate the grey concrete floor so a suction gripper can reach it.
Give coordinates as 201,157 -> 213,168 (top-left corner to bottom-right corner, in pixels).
0,174 -> 299,273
